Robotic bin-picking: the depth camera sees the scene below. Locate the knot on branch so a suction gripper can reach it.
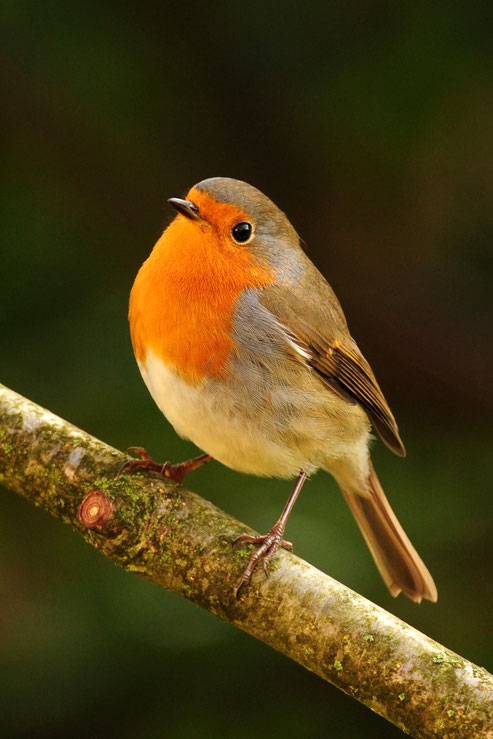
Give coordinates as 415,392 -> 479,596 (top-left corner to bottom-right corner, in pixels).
78,490 -> 113,529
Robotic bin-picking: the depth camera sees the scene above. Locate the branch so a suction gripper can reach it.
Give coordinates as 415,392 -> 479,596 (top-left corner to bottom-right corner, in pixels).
0,383 -> 491,738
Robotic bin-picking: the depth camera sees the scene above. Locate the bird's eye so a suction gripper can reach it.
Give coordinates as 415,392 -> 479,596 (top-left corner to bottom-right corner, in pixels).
231,222 -> 253,244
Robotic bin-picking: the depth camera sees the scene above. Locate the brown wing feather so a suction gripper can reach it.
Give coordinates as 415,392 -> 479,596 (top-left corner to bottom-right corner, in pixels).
259,279 -> 406,457
309,336 -> 406,456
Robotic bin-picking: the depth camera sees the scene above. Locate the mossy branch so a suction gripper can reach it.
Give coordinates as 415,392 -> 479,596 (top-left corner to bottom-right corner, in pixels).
0,383 -> 491,738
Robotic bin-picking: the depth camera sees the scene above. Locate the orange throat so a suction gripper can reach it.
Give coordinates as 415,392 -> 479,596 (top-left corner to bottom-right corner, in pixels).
129,200 -> 274,383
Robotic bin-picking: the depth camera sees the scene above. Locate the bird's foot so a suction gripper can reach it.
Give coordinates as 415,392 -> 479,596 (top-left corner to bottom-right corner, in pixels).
119,446 -> 212,484
234,525 -> 293,597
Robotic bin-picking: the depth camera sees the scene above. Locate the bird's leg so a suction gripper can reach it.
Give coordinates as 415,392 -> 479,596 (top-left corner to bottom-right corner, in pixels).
119,446 -> 213,484
234,470 -> 308,597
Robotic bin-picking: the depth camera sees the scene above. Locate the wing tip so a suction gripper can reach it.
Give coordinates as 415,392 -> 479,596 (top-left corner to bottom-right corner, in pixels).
392,438 -> 407,458
379,425 -> 406,457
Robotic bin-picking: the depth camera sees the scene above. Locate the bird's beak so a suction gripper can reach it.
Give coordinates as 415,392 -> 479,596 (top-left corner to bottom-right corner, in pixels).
168,198 -> 208,224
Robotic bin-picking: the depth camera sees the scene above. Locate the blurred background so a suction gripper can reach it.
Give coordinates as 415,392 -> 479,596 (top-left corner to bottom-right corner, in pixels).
1,1 -> 492,737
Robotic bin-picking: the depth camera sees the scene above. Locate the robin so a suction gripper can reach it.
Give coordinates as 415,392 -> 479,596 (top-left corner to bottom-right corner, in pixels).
124,176 -> 437,603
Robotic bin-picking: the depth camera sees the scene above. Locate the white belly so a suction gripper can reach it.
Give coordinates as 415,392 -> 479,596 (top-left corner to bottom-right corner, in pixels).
138,349 -> 370,483
138,351 -> 319,477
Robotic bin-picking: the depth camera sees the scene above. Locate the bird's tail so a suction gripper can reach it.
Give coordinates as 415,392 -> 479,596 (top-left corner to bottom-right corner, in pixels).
341,462 -> 437,603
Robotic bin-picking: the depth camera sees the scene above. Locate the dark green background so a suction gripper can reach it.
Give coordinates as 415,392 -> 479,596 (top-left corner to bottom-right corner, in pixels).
1,2 -> 492,737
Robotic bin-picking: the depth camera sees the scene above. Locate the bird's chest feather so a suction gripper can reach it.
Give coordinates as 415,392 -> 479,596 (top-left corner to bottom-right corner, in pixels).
129,219 -> 274,383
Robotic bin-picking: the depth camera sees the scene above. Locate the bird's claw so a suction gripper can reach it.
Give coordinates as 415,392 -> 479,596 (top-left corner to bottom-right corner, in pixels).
119,447 -> 212,483
233,529 -> 293,598
118,447 -> 180,480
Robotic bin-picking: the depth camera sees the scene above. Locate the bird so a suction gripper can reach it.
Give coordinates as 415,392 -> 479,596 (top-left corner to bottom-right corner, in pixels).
124,176 -> 437,603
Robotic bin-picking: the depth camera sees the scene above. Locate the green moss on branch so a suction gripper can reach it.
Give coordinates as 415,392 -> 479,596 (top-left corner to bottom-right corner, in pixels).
0,383 -> 492,738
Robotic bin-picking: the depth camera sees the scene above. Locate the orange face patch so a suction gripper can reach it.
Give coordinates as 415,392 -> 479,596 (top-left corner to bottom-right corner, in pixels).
186,186 -> 251,241
129,190 -> 274,383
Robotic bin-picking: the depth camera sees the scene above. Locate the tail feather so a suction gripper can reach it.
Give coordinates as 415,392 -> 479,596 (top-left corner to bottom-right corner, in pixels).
341,462 -> 437,603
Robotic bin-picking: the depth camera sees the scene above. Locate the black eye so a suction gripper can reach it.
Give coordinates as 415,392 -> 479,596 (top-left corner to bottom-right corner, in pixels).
231,222 -> 253,244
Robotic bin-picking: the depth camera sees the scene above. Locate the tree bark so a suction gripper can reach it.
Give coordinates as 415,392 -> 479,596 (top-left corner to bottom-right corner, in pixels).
0,383 -> 491,738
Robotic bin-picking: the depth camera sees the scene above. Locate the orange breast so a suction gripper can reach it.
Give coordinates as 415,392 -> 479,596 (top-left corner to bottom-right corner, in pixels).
129,200 -> 274,383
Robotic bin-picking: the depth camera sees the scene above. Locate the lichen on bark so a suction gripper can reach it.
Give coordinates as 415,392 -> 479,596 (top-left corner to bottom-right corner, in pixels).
0,383 -> 492,738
